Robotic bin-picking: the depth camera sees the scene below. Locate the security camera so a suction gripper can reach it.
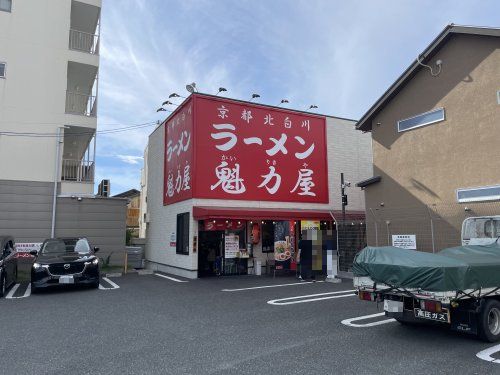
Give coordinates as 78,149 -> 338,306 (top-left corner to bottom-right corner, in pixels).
77,197 -> 82,202
345,181 -> 351,187
436,59 -> 443,66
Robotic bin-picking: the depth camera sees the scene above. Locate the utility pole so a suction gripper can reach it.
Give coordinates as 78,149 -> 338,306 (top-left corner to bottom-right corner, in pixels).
339,173 -> 350,276
341,172 -> 348,224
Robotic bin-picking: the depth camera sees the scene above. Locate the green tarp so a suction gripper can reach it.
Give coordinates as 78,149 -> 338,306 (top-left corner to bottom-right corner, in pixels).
352,243 -> 500,292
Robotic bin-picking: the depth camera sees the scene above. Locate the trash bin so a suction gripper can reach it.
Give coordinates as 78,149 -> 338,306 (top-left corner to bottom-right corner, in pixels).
255,260 -> 262,276
126,246 -> 143,269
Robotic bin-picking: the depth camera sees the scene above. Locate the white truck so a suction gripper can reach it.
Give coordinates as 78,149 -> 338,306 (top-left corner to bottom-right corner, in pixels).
354,216 -> 500,342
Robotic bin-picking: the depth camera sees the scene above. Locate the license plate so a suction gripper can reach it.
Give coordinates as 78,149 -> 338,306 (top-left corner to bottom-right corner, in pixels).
59,275 -> 74,284
414,308 -> 448,322
384,300 -> 403,313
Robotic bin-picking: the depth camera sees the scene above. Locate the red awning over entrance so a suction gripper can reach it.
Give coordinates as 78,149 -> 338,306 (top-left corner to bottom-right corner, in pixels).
193,206 -> 365,221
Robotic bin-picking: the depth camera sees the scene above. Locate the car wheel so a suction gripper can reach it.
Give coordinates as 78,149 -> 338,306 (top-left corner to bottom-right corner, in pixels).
31,283 -> 39,294
478,299 -> 500,342
13,267 -> 18,284
0,275 -> 6,298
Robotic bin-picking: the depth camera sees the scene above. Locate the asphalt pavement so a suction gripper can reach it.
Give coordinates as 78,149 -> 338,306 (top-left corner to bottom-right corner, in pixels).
0,274 -> 498,375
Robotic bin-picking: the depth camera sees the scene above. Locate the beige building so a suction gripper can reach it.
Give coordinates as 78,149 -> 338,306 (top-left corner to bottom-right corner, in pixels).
356,25 -> 500,252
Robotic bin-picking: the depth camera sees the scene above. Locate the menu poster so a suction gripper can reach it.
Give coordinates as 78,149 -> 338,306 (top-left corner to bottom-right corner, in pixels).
274,221 -> 291,270
225,235 -> 240,259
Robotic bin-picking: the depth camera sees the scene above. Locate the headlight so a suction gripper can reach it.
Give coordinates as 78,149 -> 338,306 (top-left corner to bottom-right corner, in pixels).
32,262 -> 43,269
92,258 -> 99,266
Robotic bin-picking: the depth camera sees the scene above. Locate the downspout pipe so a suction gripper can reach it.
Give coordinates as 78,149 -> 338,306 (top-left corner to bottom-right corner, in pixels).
51,127 -> 63,238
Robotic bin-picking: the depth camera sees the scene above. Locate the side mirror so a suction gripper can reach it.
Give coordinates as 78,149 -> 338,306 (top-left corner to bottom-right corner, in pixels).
29,250 -> 38,256
94,247 -> 100,253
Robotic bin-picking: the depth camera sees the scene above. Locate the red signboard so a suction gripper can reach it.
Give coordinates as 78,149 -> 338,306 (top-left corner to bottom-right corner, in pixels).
195,96 -> 328,203
164,95 -> 328,205
164,98 -> 194,205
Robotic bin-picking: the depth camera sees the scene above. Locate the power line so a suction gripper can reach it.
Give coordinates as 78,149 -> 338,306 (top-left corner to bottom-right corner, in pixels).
0,121 -> 157,138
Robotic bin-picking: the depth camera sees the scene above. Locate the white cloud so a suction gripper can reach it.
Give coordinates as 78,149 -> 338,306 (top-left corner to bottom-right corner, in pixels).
116,155 -> 143,165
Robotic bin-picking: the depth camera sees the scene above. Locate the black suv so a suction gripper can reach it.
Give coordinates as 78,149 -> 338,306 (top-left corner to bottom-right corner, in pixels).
31,238 -> 100,292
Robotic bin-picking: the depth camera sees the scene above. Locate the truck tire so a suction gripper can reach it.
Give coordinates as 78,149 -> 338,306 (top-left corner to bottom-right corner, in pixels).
395,317 -> 411,325
478,299 -> 500,342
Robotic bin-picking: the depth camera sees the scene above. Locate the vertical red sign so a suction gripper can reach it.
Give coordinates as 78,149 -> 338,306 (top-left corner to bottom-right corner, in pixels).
194,96 -> 328,203
163,99 -> 194,205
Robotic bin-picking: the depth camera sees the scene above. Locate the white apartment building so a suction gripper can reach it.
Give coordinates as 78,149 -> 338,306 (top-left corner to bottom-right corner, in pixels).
0,1 -> 129,253
1,0 -> 100,191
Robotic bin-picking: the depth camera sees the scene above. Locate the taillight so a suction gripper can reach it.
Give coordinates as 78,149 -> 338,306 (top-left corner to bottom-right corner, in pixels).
420,300 -> 442,312
359,291 -> 373,301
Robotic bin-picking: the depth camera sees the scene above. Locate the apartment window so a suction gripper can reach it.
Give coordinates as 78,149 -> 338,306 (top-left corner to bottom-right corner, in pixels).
457,185 -> 500,203
176,212 -> 190,255
397,108 -> 445,132
0,0 -> 12,12
0,63 -> 5,78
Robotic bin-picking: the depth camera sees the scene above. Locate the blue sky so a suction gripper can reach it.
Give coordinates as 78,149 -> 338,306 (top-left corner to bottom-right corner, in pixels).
95,0 -> 500,195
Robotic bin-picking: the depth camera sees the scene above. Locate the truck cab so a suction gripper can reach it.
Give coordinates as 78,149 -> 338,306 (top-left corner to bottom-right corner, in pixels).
461,216 -> 500,246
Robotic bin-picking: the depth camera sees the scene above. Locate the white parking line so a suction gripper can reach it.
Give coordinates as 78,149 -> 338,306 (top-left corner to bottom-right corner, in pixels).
154,273 -> 188,283
341,312 -> 396,327
5,283 -> 31,299
267,290 -> 355,305
222,281 -> 324,292
99,277 -> 120,290
477,344 -> 500,364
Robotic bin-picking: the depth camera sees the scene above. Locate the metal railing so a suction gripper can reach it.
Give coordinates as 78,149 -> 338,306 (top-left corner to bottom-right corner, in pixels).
65,91 -> 97,117
69,29 -> 99,55
61,159 -> 95,182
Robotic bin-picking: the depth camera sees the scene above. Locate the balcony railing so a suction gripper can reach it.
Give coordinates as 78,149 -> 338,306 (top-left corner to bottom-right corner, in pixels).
65,91 -> 97,117
69,29 -> 99,55
62,159 -> 95,183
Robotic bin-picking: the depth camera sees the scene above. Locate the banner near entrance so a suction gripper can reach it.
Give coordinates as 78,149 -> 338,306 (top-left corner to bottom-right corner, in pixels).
164,98 -> 194,205
274,221 -> 291,270
225,234 -> 240,259
195,96 -> 328,203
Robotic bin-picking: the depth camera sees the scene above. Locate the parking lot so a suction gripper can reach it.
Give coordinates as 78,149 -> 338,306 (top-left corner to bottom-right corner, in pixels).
1,274 -> 499,375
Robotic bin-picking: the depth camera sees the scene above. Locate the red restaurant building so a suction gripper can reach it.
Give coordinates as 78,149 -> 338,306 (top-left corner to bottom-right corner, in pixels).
144,93 -> 372,279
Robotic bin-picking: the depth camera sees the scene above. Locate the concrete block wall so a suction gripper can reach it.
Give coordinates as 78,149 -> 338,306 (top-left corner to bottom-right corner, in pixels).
55,197 -> 127,266
0,179 -> 127,266
0,180 -> 53,241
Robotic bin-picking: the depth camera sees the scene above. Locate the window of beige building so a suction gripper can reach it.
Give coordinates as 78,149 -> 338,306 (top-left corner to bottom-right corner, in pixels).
397,107 -> 445,132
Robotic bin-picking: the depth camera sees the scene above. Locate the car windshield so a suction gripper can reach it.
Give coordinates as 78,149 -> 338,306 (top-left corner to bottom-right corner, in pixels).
41,239 -> 91,254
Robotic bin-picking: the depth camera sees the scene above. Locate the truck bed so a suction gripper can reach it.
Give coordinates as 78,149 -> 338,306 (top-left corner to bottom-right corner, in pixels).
352,243 -> 500,293
354,276 -> 500,304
